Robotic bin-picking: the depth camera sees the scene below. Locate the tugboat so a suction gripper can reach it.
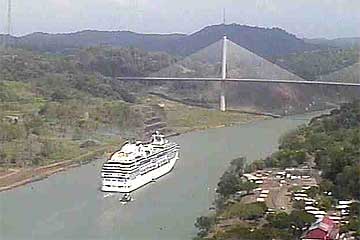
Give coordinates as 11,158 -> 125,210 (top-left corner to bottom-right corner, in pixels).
119,193 -> 133,204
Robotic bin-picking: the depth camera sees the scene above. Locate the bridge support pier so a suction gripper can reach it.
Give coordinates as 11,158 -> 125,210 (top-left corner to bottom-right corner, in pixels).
220,83 -> 226,112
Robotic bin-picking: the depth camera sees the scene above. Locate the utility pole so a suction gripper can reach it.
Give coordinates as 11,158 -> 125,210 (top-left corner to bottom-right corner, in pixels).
3,0 -> 12,48
7,0 -> 12,36
222,8 -> 226,25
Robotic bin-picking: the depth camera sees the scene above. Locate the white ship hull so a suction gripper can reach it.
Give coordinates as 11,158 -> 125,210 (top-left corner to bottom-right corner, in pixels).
101,151 -> 179,193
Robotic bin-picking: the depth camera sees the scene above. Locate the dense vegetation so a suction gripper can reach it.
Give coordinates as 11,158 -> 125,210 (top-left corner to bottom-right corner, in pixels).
0,47 -> 156,167
0,47 -> 177,102
259,101 -> 360,199
305,37 -> 360,49
216,157 -> 257,199
308,102 -> 359,199
0,81 -> 142,167
75,46 -> 177,77
274,48 -> 359,80
195,100 -> 360,239
319,62 -> 360,83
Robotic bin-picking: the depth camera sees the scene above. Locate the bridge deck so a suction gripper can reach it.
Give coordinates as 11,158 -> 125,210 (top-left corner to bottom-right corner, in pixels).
116,77 -> 360,87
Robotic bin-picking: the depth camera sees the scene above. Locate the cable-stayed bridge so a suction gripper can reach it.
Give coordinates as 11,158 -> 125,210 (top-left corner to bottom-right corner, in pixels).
116,36 -> 359,111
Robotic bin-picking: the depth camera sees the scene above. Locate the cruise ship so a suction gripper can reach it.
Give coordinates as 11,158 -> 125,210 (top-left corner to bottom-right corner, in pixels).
101,132 -> 180,193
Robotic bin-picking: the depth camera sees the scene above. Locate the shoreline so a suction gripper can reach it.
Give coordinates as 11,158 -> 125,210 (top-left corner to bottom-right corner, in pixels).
0,109 -> 328,193
0,146 -> 110,192
0,117 -> 265,193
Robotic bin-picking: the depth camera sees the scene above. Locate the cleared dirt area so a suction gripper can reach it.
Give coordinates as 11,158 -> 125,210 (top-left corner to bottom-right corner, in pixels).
266,185 -> 292,211
241,168 -> 318,212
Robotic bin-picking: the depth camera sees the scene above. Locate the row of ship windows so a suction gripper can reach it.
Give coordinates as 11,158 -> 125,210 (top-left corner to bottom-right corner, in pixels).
104,185 -> 130,188
103,169 -> 135,173
103,152 -> 175,177
105,179 -> 128,182
139,161 -> 168,175
139,155 -> 168,165
105,156 -> 169,170
103,173 -> 128,176
103,156 -> 172,176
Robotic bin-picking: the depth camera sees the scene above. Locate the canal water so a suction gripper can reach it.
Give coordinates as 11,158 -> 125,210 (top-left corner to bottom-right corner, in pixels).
0,111 -> 326,240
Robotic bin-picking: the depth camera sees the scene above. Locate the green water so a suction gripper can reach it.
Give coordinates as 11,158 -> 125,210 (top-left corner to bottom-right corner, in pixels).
0,111 -> 327,240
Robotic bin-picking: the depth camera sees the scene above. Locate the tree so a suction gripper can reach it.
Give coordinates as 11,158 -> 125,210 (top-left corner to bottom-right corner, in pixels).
317,196 -> 333,211
238,181 -> 258,194
289,210 -> 315,230
267,212 -> 291,229
228,157 -> 246,175
319,180 -> 334,194
349,202 -> 360,217
23,114 -> 44,136
195,216 -> 214,237
334,164 -> 360,199
346,218 -> 360,233
216,171 -> 239,197
293,200 -> 306,210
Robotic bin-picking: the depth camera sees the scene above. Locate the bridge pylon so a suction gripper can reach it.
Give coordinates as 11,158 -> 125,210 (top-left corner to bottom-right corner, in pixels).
220,35 -> 227,112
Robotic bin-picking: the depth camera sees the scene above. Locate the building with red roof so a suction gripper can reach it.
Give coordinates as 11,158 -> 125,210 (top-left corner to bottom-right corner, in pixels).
301,217 -> 339,240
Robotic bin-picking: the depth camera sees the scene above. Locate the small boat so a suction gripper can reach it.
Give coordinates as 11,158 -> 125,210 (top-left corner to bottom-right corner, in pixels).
103,193 -> 113,198
119,193 -> 133,204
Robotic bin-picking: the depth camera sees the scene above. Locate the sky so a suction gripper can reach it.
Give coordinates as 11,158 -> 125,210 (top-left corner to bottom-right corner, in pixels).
0,0 -> 359,39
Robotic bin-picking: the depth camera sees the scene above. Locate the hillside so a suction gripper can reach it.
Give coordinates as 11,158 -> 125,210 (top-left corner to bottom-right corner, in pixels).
1,47 -> 262,171
0,47 -> 177,101
1,24 -> 317,58
0,31 -> 185,55
273,48 -> 359,80
305,37 -> 360,49
171,24 -> 317,58
318,62 -> 360,83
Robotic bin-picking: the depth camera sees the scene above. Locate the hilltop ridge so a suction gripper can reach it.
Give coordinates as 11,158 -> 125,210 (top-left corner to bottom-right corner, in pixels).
1,24 -> 317,58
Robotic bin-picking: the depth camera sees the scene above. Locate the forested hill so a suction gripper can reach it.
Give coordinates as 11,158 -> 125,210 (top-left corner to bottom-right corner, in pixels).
304,37 -> 360,49
169,24 -> 317,58
1,31 -> 186,55
1,24 -> 317,58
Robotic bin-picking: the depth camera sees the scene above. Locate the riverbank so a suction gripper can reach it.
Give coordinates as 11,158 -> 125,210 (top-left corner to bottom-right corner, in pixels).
149,91 -> 282,118
0,92 -> 332,193
0,118 -> 260,192
0,110 -> 326,240
0,145 -> 115,192
0,98 -> 268,192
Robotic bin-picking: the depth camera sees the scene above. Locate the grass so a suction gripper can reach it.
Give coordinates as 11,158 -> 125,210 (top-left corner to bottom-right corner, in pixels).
221,202 -> 267,219
140,95 -> 267,133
